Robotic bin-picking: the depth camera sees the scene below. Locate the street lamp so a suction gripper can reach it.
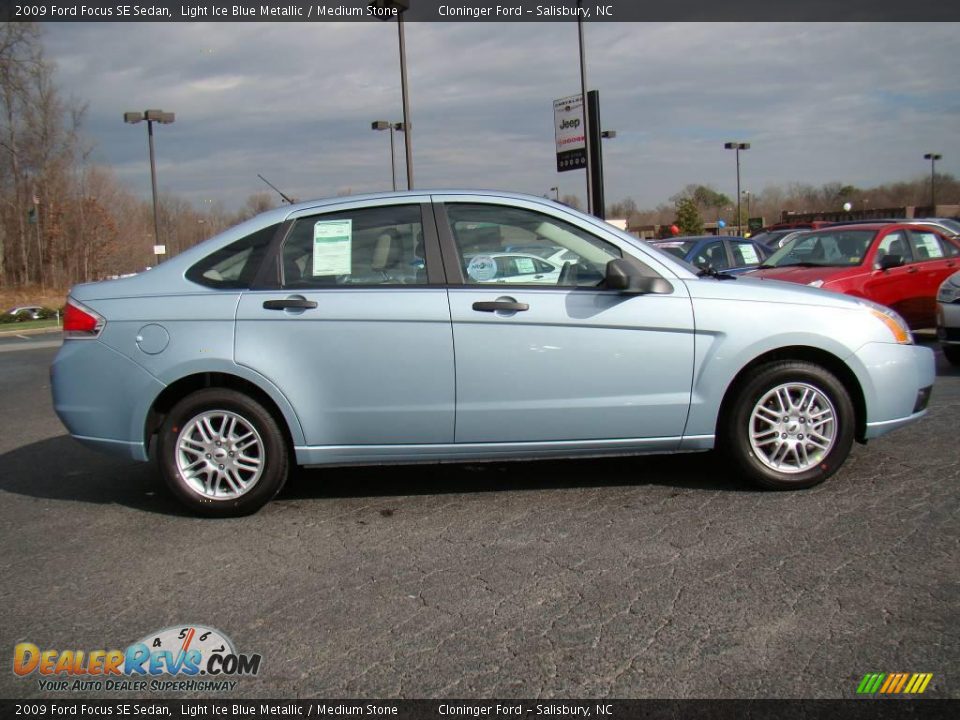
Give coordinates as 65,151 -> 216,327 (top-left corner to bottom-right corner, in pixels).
368,0 -> 413,190
372,120 -> 405,191
724,141 -> 750,235
741,190 -> 751,232
124,109 -> 175,263
924,153 -> 942,209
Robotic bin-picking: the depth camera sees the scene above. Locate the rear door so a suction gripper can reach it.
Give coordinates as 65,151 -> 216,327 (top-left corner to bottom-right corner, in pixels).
235,198 -> 455,448
906,229 -> 960,327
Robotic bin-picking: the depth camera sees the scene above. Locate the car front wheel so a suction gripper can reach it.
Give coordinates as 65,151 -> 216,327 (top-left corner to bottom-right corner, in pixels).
723,361 -> 855,490
158,388 -> 289,516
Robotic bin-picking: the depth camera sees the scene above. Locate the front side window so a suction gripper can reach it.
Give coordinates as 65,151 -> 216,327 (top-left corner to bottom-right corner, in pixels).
692,242 -> 728,270
186,223 -> 278,289
445,203 -> 621,287
875,231 -> 912,263
281,205 -> 426,287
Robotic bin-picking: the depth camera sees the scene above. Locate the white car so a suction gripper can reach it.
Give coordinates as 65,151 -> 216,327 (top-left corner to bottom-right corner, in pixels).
6,305 -> 44,320
936,270 -> 960,365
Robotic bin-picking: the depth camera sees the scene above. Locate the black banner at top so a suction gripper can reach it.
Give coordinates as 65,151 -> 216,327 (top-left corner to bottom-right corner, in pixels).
2,0 -> 959,22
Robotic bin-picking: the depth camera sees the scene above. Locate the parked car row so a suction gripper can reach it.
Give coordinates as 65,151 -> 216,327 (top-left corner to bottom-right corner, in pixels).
742,222 -> 960,330
51,191 -> 934,516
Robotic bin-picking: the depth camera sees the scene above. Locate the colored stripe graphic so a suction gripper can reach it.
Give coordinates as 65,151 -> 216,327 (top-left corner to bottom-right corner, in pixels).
857,673 -> 885,694
857,672 -> 932,694
879,674 -> 898,693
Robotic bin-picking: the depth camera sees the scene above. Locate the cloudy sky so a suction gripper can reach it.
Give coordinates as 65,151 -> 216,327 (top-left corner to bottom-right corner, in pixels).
43,20 -> 960,211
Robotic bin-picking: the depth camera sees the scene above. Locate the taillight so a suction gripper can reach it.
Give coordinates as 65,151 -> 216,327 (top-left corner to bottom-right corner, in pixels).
63,298 -> 105,339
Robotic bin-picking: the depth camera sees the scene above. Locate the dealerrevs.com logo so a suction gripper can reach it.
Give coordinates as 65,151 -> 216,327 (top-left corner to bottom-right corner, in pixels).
13,625 -> 262,692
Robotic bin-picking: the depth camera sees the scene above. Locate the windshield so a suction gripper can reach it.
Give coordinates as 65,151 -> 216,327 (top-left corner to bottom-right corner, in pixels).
764,229 -> 876,268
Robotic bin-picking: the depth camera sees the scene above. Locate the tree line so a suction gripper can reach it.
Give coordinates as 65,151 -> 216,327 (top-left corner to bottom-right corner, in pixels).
0,23 -> 277,292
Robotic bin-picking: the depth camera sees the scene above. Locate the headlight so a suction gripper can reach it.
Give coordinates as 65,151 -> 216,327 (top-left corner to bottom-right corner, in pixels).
807,279 -> 824,288
859,303 -> 912,344
937,278 -> 960,303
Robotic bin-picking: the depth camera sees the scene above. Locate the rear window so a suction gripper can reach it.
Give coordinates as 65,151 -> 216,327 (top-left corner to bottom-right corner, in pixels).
186,223 -> 278,289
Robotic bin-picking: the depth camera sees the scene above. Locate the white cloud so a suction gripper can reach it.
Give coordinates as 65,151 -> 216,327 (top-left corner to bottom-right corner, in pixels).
44,21 -> 960,210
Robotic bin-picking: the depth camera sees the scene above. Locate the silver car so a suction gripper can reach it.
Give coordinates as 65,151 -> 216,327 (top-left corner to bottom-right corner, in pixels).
937,270 -> 960,365
51,191 -> 935,516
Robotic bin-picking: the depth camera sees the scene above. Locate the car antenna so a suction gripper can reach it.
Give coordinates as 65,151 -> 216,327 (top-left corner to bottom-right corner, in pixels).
257,174 -> 296,204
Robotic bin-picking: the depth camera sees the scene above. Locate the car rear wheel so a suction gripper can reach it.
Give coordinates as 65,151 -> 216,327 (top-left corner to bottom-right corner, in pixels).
723,361 -> 855,490
158,388 -> 289,516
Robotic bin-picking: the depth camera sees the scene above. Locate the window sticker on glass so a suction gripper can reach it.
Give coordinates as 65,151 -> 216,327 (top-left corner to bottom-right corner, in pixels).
467,255 -> 497,282
312,219 -> 352,276
514,257 -> 536,275
739,245 -> 759,264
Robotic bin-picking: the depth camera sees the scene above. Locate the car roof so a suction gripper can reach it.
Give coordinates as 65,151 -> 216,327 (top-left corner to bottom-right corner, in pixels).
816,222 -> 955,232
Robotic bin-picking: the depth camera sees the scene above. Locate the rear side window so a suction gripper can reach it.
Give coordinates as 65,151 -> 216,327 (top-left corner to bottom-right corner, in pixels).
281,204 -> 426,287
186,223 -> 278,289
731,242 -> 763,267
908,231 -> 946,261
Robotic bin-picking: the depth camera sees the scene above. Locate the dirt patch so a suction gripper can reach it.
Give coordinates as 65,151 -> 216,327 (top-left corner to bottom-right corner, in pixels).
0,286 -> 67,311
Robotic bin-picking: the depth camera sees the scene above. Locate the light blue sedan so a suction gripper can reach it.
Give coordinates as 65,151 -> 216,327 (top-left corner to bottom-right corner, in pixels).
51,191 -> 935,516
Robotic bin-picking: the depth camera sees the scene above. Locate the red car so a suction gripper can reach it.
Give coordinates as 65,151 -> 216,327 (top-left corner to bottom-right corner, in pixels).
746,223 -> 960,328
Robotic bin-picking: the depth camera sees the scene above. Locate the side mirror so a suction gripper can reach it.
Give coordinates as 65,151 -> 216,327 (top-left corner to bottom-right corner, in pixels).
876,253 -> 903,271
605,258 -> 673,294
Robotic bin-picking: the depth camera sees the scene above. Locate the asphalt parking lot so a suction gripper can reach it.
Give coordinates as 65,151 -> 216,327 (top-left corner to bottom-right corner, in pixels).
0,337 -> 956,699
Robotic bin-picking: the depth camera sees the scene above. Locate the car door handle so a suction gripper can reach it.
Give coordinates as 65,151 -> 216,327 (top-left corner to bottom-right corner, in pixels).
263,298 -> 318,310
472,301 -> 529,312
906,266 -> 919,274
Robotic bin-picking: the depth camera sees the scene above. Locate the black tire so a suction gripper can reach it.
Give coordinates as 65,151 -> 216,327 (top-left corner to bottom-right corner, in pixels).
158,388 -> 289,517
721,361 -> 855,490
943,345 -> 960,367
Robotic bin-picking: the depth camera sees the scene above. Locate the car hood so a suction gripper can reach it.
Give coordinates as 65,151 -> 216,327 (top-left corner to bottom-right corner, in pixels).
745,265 -> 850,284
685,275 -> 868,312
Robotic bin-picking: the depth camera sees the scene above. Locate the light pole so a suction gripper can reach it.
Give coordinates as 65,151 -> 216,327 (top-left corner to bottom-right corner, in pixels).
372,120 -> 404,191
742,190 -> 751,233
576,0 -> 593,215
924,153 -> 942,209
724,142 -> 750,235
124,109 -> 175,263
369,1 -> 413,190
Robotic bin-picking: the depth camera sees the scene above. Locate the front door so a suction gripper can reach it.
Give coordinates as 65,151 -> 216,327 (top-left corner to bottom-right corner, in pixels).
435,198 -> 695,445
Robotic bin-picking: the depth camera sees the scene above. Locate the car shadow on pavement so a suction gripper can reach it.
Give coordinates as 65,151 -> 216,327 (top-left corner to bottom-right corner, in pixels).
0,435 -> 754,516
282,451 -> 754,504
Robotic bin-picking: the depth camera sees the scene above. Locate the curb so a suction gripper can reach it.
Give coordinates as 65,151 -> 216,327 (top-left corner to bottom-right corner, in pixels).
0,326 -> 62,337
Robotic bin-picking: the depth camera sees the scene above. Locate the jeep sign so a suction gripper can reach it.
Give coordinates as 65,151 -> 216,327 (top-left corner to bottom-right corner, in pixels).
554,94 -> 586,172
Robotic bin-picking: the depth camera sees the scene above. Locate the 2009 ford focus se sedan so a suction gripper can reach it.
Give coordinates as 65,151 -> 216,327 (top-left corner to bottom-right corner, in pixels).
51,191 -> 935,516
